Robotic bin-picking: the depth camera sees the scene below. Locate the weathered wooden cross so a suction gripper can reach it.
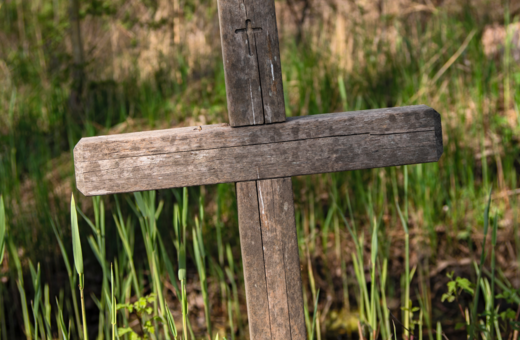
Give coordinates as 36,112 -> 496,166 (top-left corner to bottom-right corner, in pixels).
73,0 -> 443,338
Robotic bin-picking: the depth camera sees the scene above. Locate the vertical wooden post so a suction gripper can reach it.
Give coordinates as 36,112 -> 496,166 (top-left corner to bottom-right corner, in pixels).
217,0 -> 307,338
237,179 -> 306,340
217,0 -> 286,127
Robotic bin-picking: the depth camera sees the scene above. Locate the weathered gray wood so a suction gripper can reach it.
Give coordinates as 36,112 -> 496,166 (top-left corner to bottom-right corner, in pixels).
257,179 -> 292,340
217,0 -> 285,126
217,0 -> 263,126
275,178 -> 306,340
222,0 -> 299,335
74,106 -> 440,161
245,0 -> 285,124
258,178 -> 306,340
237,179 -> 306,340
74,105 -> 442,196
236,181 -> 272,340
76,132 -> 438,195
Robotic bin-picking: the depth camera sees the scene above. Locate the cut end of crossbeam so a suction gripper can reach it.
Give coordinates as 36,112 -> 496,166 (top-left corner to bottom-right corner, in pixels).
73,105 -> 444,196
431,107 -> 444,160
73,140 -> 87,196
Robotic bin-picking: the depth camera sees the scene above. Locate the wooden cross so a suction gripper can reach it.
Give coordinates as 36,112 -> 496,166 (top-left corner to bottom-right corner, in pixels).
235,20 -> 262,56
73,0 -> 443,338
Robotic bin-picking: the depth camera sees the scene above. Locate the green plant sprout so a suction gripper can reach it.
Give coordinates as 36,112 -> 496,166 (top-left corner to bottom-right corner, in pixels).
117,293 -> 161,339
441,272 -> 474,304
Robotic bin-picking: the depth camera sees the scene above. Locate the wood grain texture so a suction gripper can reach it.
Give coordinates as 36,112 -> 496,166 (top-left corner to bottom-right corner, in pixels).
236,181 -> 272,340
258,178 -> 306,340
217,0 -> 285,126
217,0 -> 264,126
74,105 -> 443,196
257,179 -> 291,340
274,178 -> 306,340
245,0 -> 285,124
237,179 -> 306,340
74,106 -> 440,162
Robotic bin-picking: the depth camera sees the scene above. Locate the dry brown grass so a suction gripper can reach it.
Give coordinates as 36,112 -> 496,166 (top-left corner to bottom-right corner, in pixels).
53,0 -> 515,86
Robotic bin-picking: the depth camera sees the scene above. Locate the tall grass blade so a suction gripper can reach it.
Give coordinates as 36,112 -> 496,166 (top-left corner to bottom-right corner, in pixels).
178,187 -> 189,340
29,261 -> 42,340
56,298 -> 70,340
0,195 -> 5,264
110,264 -> 116,340
469,188 -> 493,340
158,234 -> 181,297
70,194 -> 88,340
490,213 -> 498,340
193,218 -> 212,338
113,196 -> 141,298
396,203 -> 411,338
164,299 -> 178,339
70,194 -> 84,281
310,289 -> 320,340
9,238 -> 32,339
42,284 -> 52,339
51,219 -> 82,339
369,218 -> 378,337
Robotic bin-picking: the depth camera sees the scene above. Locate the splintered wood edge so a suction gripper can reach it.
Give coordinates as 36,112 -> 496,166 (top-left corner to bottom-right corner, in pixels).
74,105 -> 443,196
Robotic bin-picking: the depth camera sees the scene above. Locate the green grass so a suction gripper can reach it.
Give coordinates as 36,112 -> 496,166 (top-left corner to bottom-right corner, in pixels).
0,0 -> 520,339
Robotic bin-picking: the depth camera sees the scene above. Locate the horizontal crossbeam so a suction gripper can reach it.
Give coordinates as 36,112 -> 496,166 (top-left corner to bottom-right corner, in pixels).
74,105 -> 443,196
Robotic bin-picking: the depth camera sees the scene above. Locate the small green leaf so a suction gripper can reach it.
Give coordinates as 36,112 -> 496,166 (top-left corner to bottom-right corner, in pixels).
116,303 -> 129,311
455,277 -> 474,294
145,307 -> 153,315
144,320 -> 155,333
447,281 -> 457,293
496,292 -> 508,300
117,327 -> 134,336
441,293 -> 454,303
500,309 -> 517,321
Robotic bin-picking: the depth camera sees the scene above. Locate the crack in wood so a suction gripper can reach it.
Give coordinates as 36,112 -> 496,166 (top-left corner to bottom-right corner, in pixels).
75,106 -> 440,164
75,131 -> 437,174
75,128 -> 437,174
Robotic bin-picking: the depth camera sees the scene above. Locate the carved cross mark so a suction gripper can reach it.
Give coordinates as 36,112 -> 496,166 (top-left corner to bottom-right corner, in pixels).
235,19 -> 262,56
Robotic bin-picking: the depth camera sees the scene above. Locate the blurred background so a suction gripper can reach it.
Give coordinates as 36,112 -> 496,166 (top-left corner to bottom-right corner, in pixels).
1,0 -> 520,339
